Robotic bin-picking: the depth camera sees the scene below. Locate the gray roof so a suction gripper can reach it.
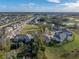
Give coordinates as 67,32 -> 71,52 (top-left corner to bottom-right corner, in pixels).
14,34 -> 32,43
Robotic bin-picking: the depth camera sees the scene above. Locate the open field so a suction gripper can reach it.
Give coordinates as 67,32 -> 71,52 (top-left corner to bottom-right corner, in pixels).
20,24 -> 39,34
20,24 -> 79,59
2,25 -> 79,59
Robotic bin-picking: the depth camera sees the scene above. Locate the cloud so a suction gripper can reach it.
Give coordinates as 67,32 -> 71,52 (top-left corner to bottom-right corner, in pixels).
0,3 -> 54,12
48,0 -> 60,3
0,3 -> 37,12
45,0 -> 79,12
76,0 -> 79,2
1,1 -> 79,12
60,2 -> 79,12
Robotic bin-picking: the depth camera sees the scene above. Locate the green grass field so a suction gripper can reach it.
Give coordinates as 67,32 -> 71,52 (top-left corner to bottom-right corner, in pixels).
20,24 -> 39,34
19,24 -> 79,59
45,32 -> 79,59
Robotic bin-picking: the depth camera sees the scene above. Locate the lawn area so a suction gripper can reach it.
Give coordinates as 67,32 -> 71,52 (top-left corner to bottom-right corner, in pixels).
20,24 -> 39,34
20,25 -> 79,59
45,31 -> 79,59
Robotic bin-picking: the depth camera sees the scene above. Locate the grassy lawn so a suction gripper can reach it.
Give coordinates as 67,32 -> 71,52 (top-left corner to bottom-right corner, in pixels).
20,24 -> 39,34
15,24 -> 79,59
45,31 -> 79,59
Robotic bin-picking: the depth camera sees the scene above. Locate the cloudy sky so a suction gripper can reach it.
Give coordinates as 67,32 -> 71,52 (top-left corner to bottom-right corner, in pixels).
0,0 -> 79,12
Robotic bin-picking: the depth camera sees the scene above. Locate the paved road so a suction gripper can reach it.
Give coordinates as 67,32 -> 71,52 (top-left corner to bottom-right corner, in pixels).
0,16 -> 41,59
0,17 -> 36,45
0,16 -> 37,59
12,17 -> 36,36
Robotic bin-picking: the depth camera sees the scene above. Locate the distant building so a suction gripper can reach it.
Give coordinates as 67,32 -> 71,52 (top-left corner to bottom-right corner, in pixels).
44,29 -> 73,44
62,22 -> 75,27
14,34 -> 33,43
5,27 -> 14,38
0,29 -> 5,38
53,29 -> 72,43
44,31 -> 55,43
34,17 -> 46,25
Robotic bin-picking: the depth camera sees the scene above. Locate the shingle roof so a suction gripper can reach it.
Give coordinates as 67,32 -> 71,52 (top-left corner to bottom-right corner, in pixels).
14,34 -> 32,43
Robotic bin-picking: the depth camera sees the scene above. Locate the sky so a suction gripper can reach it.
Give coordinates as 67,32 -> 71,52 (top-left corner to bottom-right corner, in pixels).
0,0 -> 79,12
